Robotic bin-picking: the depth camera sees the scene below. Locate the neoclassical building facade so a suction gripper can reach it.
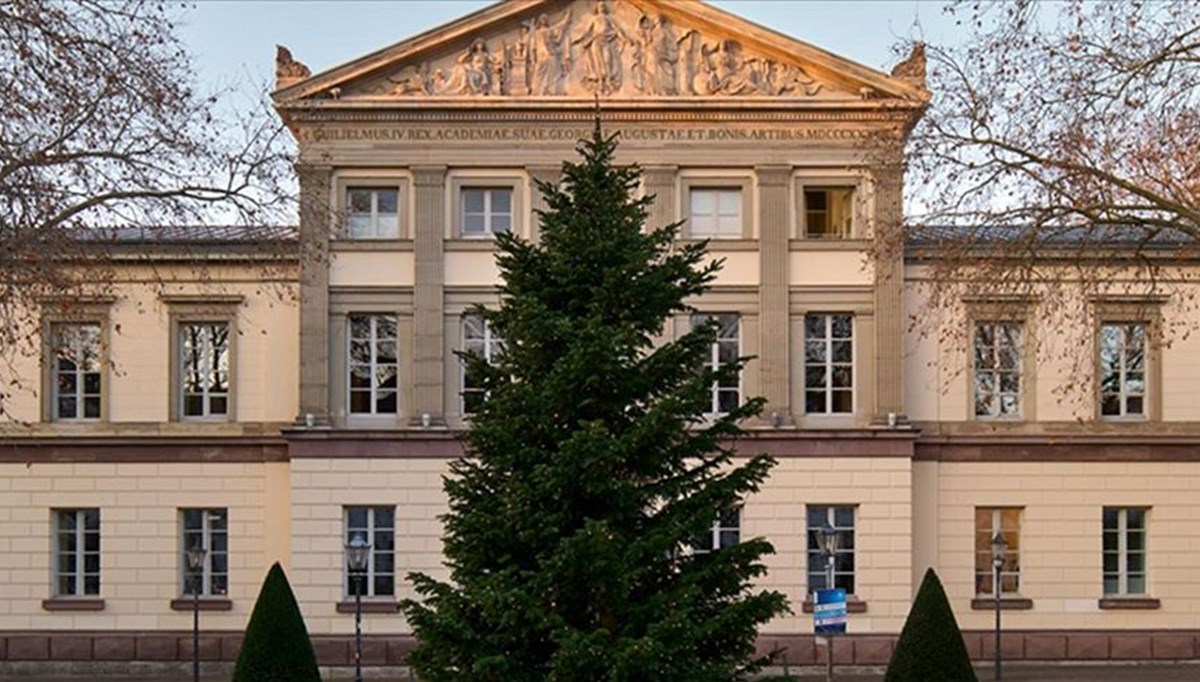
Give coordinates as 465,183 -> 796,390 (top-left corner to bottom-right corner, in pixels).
1,0 -> 1198,672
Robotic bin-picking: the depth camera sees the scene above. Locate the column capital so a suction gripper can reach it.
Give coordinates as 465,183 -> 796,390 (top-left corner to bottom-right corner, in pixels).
411,165 -> 448,187
755,165 -> 793,187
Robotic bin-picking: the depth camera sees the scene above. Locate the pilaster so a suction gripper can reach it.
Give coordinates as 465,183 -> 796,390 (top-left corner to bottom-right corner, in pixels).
642,165 -> 678,233
756,165 -> 793,425
872,167 -> 906,424
296,163 -> 332,425
412,166 -> 448,426
526,165 -> 561,243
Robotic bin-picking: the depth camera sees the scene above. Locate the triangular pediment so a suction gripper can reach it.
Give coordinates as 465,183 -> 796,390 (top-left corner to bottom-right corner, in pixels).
273,0 -> 927,105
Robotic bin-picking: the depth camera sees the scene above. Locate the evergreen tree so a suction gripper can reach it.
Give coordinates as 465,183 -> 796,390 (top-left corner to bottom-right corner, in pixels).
885,568 -> 978,682
232,562 -> 322,682
401,123 -> 788,681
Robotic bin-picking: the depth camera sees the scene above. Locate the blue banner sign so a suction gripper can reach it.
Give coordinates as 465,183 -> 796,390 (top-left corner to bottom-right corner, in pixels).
813,588 -> 847,635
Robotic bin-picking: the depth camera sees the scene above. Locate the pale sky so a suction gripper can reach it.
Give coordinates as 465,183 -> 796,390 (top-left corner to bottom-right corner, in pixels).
179,0 -> 960,96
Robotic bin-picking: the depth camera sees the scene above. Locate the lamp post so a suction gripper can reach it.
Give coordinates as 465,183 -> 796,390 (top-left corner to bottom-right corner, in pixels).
185,543 -> 207,682
818,523 -> 840,682
991,531 -> 1008,681
345,533 -> 371,682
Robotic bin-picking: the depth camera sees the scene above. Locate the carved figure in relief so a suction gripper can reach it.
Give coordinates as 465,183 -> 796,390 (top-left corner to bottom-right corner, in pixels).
653,16 -> 693,95
505,25 -> 532,95
572,1 -> 634,95
275,45 -> 311,82
529,11 -> 572,95
387,63 -> 433,95
890,42 -> 926,84
444,38 -> 497,95
770,63 -> 822,96
696,39 -> 757,95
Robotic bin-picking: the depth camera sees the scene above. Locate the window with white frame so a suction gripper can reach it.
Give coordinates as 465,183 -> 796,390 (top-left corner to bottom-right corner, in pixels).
1099,322 -> 1146,418
974,321 -> 1022,418
461,314 -> 503,415
179,323 -> 230,419
975,507 -> 1021,596
804,314 -> 853,414
804,187 -> 854,238
806,505 -> 856,593
1103,507 -> 1147,596
346,187 -> 400,238
691,507 -> 740,554
688,188 -> 742,238
53,508 -> 100,597
461,187 -> 513,236
348,315 -> 399,415
344,506 -> 396,598
51,323 -> 102,420
181,508 -> 228,596
692,314 -> 740,415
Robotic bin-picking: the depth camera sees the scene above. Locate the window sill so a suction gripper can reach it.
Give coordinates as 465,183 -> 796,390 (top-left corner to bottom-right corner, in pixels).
42,598 -> 105,612
1099,597 -> 1160,610
331,239 -> 412,251
169,598 -> 233,612
678,238 -> 759,251
336,600 -> 401,614
446,238 -> 504,250
801,598 -> 867,614
789,238 -> 870,250
971,597 -> 1034,610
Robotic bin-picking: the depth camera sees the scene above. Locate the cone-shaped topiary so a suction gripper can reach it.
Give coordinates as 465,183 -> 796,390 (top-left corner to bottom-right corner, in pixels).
885,568 -> 978,682
232,562 -> 321,682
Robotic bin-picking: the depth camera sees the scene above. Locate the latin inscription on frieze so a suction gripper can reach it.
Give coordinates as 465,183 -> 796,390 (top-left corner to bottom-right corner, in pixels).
301,126 -> 875,144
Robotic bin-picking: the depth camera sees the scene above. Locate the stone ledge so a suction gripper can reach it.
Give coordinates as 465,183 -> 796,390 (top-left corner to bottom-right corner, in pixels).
335,600 -> 402,614
41,598 -> 105,612
971,597 -> 1034,610
800,598 -> 868,614
169,598 -> 234,612
1099,597 -> 1161,610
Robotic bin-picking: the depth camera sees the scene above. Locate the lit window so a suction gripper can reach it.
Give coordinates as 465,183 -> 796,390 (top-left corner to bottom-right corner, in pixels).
461,315 -> 503,415
691,508 -> 740,554
179,323 -> 230,419
53,508 -> 100,597
344,506 -> 395,598
346,187 -> 399,239
804,187 -> 854,238
1099,323 -> 1146,417
181,508 -> 228,596
1103,507 -> 1147,596
348,315 -> 399,415
688,188 -> 742,238
804,314 -> 853,414
692,314 -> 740,415
975,507 -> 1021,596
806,505 -> 856,593
51,324 -> 102,420
461,188 -> 513,236
974,322 -> 1022,418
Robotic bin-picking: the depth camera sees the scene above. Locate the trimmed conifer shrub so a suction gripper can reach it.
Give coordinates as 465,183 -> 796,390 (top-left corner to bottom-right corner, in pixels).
885,568 -> 977,682
232,562 -> 321,682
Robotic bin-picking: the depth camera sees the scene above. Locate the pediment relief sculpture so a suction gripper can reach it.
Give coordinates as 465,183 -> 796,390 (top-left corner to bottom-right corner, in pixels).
361,0 -> 830,99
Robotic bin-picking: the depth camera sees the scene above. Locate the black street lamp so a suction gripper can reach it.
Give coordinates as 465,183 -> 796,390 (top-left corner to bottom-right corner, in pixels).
185,543 -> 207,682
991,531 -> 1009,681
818,523 -> 840,682
345,533 -> 372,682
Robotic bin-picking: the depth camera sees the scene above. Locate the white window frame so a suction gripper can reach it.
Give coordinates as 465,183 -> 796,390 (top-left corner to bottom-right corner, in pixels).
804,314 -> 854,415
345,186 -> 400,239
1103,507 -> 1148,597
347,315 -> 399,416
1099,322 -> 1147,418
461,314 -> 503,415
691,507 -> 740,555
974,321 -> 1022,419
687,187 -> 742,238
806,505 -> 857,594
180,508 -> 228,597
51,323 -> 102,421
53,508 -> 100,597
693,314 -> 741,416
178,322 -> 231,420
460,187 -> 514,237
344,506 -> 396,598
975,507 -> 1022,597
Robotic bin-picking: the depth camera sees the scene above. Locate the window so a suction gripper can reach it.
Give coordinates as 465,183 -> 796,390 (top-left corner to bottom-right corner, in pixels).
1099,322 -> 1146,418
461,315 -> 503,415
692,508 -> 740,555
346,187 -> 399,238
344,506 -> 396,597
693,314 -> 740,415
974,322 -> 1022,418
51,324 -> 102,420
688,188 -> 742,238
179,323 -> 230,419
804,187 -> 854,238
53,509 -> 100,597
348,315 -> 398,415
461,187 -> 512,236
806,505 -> 855,593
975,507 -> 1021,596
1103,507 -> 1147,596
804,314 -> 853,414
181,508 -> 228,597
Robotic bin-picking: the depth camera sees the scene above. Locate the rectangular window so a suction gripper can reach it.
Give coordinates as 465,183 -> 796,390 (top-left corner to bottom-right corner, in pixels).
688,188 -> 742,238
181,508 -> 228,596
344,506 -> 396,598
461,315 -> 503,415
806,505 -> 856,593
693,314 -> 740,415
179,323 -> 230,419
804,314 -> 853,414
348,315 -> 398,415
1099,322 -> 1146,418
461,187 -> 513,236
346,187 -> 400,238
975,507 -> 1021,596
51,324 -> 102,420
1103,507 -> 1147,596
974,322 -> 1022,418
691,507 -> 740,555
53,509 -> 100,597
804,187 -> 854,238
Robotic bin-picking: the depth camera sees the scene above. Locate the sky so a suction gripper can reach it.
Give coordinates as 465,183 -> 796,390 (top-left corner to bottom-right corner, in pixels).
178,0 -> 962,96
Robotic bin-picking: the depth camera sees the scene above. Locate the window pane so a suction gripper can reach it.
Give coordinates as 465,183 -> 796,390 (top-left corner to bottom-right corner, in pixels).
463,189 -> 485,213
690,190 -> 713,216
346,507 -> 368,529
1127,574 -> 1146,594
463,214 -> 486,234
375,189 -> 398,214
490,214 -> 512,234
490,189 -> 512,214
348,189 -> 372,213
